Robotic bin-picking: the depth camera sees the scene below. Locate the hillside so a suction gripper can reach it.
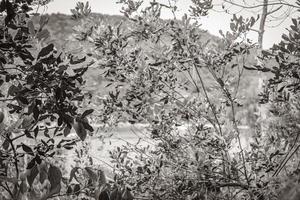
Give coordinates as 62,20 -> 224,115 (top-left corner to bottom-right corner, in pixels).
40,13 -> 262,126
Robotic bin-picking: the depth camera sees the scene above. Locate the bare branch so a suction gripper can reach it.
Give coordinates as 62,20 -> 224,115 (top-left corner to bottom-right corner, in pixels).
223,0 -> 300,9
267,5 -> 283,15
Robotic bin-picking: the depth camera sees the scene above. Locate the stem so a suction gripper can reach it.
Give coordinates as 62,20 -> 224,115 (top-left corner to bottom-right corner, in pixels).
230,100 -> 250,186
193,64 -> 223,136
273,131 -> 300,176
0,182 -> 13,199
274,144 -> 300,176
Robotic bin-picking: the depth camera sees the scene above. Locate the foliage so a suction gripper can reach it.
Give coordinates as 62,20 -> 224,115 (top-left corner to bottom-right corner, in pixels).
0,0 -> 126,199
1,0 -> 300,200
249,13 -> 300,181
70,0 -> 300,199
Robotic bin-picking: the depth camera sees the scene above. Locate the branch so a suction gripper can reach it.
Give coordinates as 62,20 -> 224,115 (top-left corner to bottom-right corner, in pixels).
273,132 -> 300,176
193,64 -> 223,136
217,182 -> 249,189
249,28 -> 261,33
0,98 -> 14,102
223,0 -> 300,9
267,5 -> 283,15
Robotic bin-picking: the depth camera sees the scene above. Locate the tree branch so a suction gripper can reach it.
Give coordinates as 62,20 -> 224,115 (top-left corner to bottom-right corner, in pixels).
223,0 -> 300,9
267,5 -> 283,15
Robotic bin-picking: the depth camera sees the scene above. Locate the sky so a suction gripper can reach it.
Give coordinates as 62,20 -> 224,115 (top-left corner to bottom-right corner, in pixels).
44,0 -> 296,49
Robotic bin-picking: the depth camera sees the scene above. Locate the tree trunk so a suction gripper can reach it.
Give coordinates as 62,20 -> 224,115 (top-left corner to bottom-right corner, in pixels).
258,0 -> 268,48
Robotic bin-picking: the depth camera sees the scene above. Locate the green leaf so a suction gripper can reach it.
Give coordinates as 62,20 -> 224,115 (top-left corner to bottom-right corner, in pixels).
37,44 -> 54,60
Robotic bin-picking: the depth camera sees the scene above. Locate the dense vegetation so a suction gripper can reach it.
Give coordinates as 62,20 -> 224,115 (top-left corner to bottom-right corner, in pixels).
0,0 -> 299,200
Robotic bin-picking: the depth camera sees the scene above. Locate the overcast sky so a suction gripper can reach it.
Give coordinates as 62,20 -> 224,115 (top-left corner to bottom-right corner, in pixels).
44,0 -> 295,49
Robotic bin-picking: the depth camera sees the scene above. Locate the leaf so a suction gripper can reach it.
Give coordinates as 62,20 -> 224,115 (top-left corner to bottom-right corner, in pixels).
33,104 -> 39,121
41,184 -> 61,200
34,126 -> 39,138
110,188 -> 121,200
70,55 -> 86,65
25,129 -> 34,139
28,20 -> 35,36
82,109 -> 94,118
73,121 -> 87,141
7,85 -> 19,96
22,143 -> 34,156
63,126 -> 71,137
20,180 -> 28,194
243,65 -> 257,71
48,165 -> 62,191
27,164 -> 38,187
278,85 -> 285,93
66,185 -> 73,195
27,158 -> 36,169
230,22 -> 235,31
44,127 -> 50,138
98,190 -> 110,200
98,170 -> 107,186
39,15 -> 49,30
39,163 -> 48,184
121,187 -> 134,200
69,167 -> 79,182
82,121 -> 94,132
2,139 -> 9,150
37,29 -> 50,41
0,112 -> 4,123
292,18 -> 297,26
74,184 -> 80,196
37,44 -> 54,60
85,167 -> 98,183
18,96 -> 29,105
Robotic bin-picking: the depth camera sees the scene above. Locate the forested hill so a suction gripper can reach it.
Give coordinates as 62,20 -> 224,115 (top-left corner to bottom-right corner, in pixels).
35,13 -> 230,90
37,13 -> 261,126
34,13 -> 223,50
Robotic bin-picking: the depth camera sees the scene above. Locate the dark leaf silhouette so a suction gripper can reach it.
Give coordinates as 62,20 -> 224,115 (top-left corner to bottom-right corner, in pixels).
37,43 -> 54,60
27,164 -> 38,187
22,143 -> 34,156
73,121 -> 87,141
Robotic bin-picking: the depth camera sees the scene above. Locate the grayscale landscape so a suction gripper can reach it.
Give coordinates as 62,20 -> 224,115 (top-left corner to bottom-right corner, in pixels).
0,0 -> 300,200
